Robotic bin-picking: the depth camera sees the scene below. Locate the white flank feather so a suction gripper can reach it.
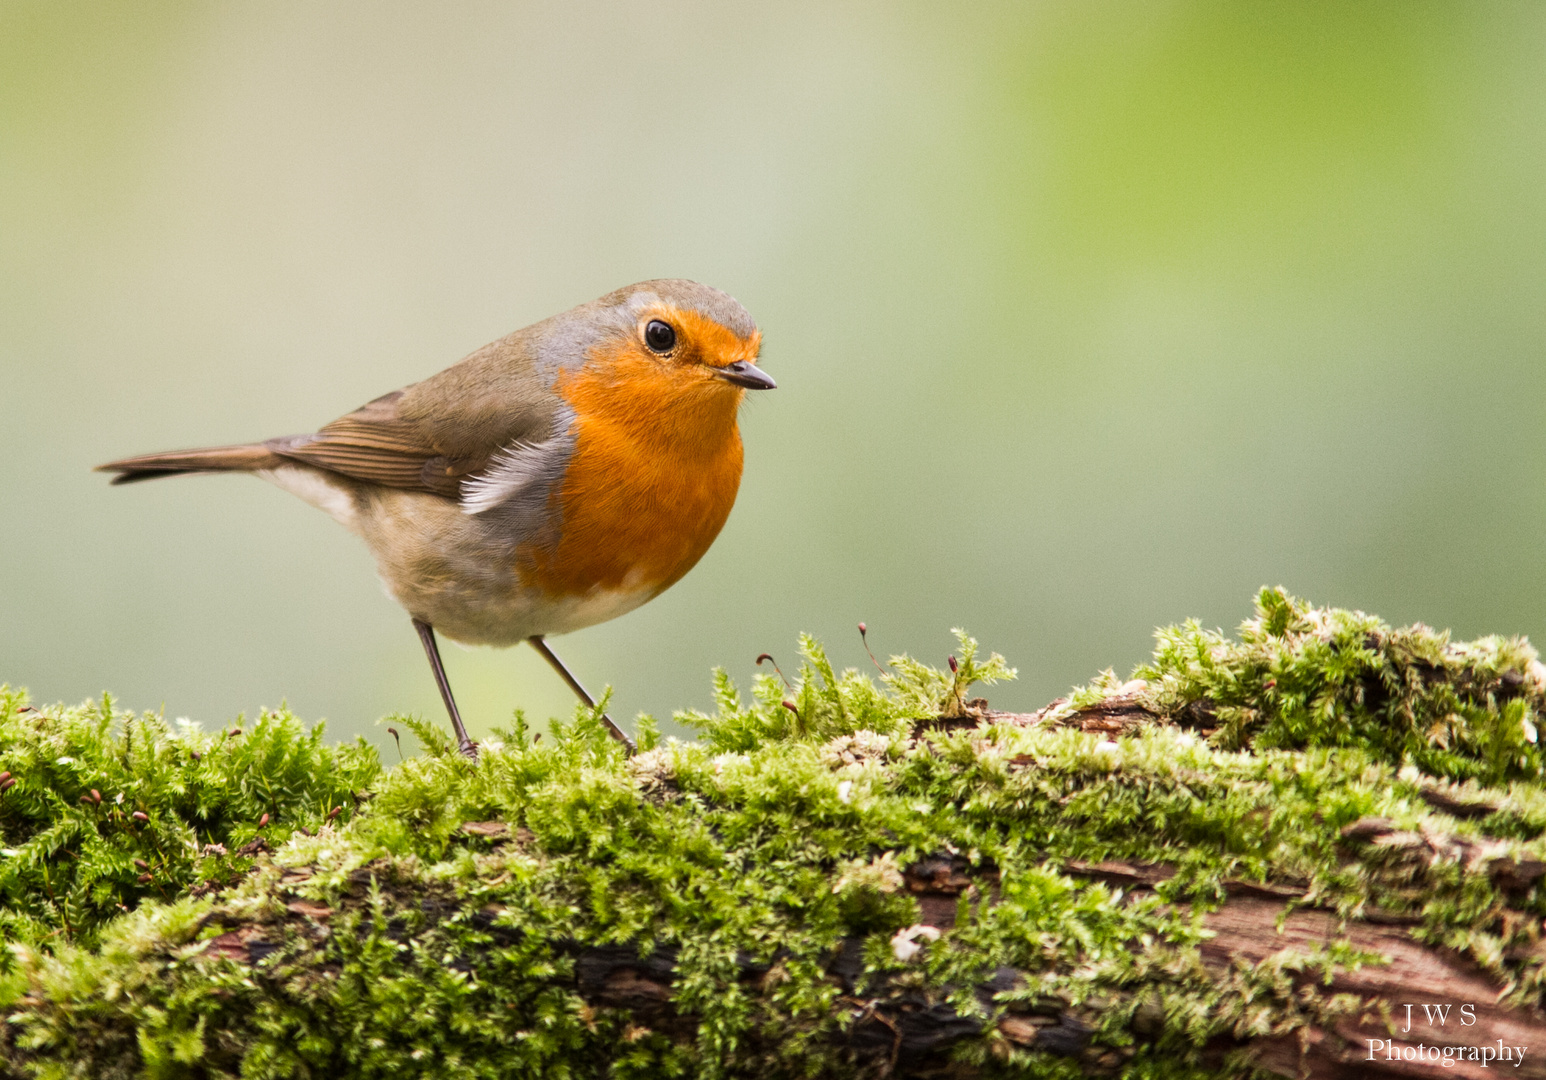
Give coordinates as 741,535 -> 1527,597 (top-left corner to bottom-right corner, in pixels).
459,436 -> 561,515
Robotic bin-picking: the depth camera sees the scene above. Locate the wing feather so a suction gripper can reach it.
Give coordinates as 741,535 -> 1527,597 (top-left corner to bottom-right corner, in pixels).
267,391 -> 487,498
260,323 -> 561,501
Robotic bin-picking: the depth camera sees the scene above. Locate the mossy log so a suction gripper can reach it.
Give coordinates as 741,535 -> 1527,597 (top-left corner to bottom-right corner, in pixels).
5,589 -> 1546,1078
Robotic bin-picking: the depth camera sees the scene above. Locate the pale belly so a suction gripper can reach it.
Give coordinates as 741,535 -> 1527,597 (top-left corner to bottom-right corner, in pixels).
259,465 -> 655,646
389,572 -> 657,647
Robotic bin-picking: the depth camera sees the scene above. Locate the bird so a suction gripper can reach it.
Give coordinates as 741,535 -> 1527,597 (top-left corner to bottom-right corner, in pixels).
97,279 -> 775,757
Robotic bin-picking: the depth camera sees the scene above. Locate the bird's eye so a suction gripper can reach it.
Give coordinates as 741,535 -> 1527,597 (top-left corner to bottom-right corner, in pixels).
644,320 -> 676,353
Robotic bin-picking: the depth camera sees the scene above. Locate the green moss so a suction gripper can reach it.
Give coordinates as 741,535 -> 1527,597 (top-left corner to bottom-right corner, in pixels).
1134,586 -> 1546,782
2,592 -> 1546,1077
0,689 -> 378,952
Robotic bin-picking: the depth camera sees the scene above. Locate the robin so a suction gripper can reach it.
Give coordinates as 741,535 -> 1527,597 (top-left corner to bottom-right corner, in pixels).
98,279 -> 774,756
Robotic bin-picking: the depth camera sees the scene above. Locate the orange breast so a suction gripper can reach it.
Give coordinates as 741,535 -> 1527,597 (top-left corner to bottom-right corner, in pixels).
517,342 -> 747,600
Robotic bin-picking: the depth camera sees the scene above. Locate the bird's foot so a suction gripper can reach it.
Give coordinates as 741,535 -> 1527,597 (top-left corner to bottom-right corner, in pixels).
457,739 -> 479,760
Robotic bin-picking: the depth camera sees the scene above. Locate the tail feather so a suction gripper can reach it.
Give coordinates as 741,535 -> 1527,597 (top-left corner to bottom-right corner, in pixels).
97,443 -> 285,485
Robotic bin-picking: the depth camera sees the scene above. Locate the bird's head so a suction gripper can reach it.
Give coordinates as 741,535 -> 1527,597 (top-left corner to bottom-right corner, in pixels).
541,281 -> 773,428
629,298 -> 774,392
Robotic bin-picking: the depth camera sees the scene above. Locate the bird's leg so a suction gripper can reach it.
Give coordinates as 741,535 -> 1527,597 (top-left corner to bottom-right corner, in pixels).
527,635 -> 636,752
412,618 -> 478,759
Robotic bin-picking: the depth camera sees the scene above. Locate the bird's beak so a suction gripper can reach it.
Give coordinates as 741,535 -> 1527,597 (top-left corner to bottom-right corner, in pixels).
714,360 -> 777,390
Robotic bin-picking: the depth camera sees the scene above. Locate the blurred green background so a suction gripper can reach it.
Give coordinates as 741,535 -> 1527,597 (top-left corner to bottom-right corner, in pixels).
4,1 -> 1545,747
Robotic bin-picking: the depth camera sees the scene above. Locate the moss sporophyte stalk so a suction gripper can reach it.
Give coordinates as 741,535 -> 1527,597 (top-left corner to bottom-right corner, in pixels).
2,588 -> 1546,1077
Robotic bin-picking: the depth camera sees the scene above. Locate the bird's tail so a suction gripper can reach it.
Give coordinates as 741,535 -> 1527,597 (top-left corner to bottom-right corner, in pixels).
96,443 -> 284,485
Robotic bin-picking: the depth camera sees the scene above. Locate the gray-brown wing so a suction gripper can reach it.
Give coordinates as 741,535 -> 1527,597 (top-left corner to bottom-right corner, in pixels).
267,391 -> 478,498
268,328 -> 565,500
